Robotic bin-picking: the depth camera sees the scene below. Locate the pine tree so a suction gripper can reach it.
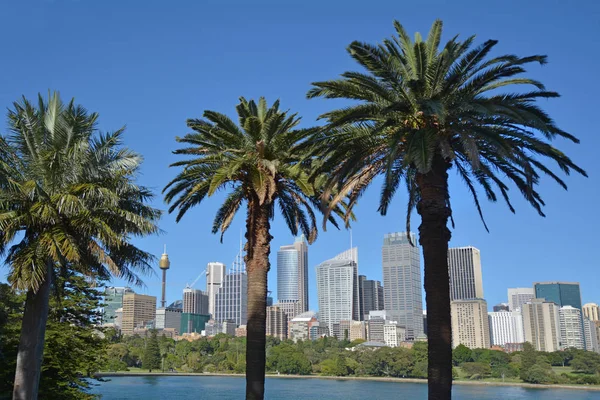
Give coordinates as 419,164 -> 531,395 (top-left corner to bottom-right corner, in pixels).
143,330 -> 161,372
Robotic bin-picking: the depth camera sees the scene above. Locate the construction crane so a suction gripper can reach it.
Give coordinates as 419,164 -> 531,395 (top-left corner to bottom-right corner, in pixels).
185,268 -> 207,289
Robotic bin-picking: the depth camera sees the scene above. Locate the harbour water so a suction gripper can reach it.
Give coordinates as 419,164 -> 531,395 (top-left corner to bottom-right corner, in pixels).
90,376 -> 600,399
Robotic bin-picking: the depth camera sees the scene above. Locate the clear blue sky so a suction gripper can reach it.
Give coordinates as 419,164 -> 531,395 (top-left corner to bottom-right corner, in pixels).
1,0 -> 599,311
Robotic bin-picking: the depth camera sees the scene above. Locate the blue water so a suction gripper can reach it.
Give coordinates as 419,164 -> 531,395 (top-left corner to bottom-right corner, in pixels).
90,376 -> 600,399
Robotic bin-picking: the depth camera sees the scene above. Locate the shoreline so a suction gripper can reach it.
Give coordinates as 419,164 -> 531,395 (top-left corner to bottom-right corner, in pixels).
94,372 -> 600,391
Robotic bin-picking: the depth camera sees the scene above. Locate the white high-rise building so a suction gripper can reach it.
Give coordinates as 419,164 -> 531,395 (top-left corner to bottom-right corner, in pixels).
583,303 -> 600,321
277,236 -> 309,313
214,270 -> 248,326
316,249 -> 359,334
332,247 -> 360,321
559,306 -> 585,350
448,247 -> 483,301
183,288 -> 209,315
451,299 -> 490,349
206,262 -> 226,317
522,298 -> 560,352
382,232 -> 423,340
488,310 -> 524,346
383,321 -> 406,347
508,288 -> 535,312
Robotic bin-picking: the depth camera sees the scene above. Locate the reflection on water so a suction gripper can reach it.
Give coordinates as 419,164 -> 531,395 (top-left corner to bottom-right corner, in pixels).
91,376 -> 600,400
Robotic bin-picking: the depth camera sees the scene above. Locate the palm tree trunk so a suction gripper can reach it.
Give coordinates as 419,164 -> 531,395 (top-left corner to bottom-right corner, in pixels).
416,154 -> 452,400
245,201 -> 271,400
13,260 -> 53,400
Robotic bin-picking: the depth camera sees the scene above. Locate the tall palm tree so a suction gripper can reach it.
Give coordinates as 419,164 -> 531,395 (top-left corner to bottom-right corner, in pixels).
0,92 -> 161,400
307,20 -> 586,399
164,97 -> 340,399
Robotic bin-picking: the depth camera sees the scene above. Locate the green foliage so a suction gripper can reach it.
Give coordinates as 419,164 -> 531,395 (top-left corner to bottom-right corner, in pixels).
570,352 -> 600,374
164,97 -> 344,244
307,20 -> 586,231
523,363 -> 556,384
266,344 -> 312,375
142,330 -> 161,372
519,342 -> 538,380
0,276 -> 108,399
461,362 -> 491,379
452,344 -> 472,366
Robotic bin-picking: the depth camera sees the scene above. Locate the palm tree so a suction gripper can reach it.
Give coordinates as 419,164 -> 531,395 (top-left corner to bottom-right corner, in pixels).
0,92 -> 161,400
307,20 -> 586,399
164,97 -> 339,399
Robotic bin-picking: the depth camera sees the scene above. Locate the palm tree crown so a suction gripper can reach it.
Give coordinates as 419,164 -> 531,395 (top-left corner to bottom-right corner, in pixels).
164,97 -> 332,245
308,20 -> 586,229
0,92 -> 161,291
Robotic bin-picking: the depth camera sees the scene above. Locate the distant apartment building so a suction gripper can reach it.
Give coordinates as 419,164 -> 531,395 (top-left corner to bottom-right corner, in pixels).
451,299 -> 490,349
266,305 -> 288,340
448,247 -> 483,301
102,287 -> 133,325
534,282 -> 584,348
559,306 -> 585,350
276,299 -> 301,336
349,321 -> 367,341
583,303 -> 600,321
383,321 -> 406,347
289,311 -> 318,342
183,288 -> 209,315
367,311 -> 388,343
155,307 -> 182,334
382,233 -> 423,340
507,288 -> 535,311
584,318 -> 600,353
316,248 -> 359,334
235,325 -> 247,337
359,275 -> 384,321
488,310 -> 524,347
277,236 -> 309,313
121,293 -> 156,336
522,298 -> 560,352
214,270 -> 247,326
309,324 -> 330,341
206,262 -> 226,317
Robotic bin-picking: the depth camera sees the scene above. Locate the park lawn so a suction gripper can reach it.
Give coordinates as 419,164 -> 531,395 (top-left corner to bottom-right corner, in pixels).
453,367 -> 521,383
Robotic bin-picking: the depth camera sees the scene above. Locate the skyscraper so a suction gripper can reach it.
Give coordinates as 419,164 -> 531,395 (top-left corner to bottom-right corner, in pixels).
359,275 -> 384,320
522,298 -> 560,352
584,318 -> 600,353
534,282 -> 582,310
488,310 -> 524,346
277,236 -> 309,313
559,306 -> 585,350
333,247 -> 360,321
451,299 -> 490,349
102,287 -> 133,325
382,232 -> 423,340
534,282 -> 584,347
448,246 -> 483,301
583,303 -> 600,321
316,249 -> 359,334
206,262 -> 226,317
183,288 -> 209,315
121,293 -> 156,336
507,288 -> 535,311
214,270 -> 248,326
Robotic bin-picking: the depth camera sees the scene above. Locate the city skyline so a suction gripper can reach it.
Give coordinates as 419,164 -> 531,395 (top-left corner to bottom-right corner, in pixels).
102,236 -> 599,318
